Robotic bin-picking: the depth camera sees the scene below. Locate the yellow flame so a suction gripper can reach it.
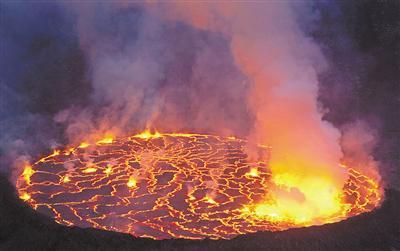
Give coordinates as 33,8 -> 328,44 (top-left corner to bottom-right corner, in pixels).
104,165 -> 112,175
50,150 -> 60,157
254,204 -> 282,219
82,167 -> 97,173
65,148 -> 75,155
20,192 -> 31,201
127,176 -> 137,188
22,165 -> 34,184
78,142 -> 90,148
205,196 -> 217,204
62,175 -> 71,183
97,135 -> 114,144
246,168 -> 259,177
244,172 -> 342,224
134,129 -> 161,139
166,132 -> 201,137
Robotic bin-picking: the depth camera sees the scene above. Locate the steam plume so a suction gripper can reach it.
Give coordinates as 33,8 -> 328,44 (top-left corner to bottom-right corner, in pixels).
150,2 -> 348,219
1,1 -> 393,194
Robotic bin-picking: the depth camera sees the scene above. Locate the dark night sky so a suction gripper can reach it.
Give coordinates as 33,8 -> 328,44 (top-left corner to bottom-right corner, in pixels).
314,1 -> 400,188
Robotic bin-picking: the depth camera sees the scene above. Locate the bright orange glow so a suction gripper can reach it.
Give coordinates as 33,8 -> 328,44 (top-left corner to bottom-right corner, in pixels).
50,149 -> 60,157
65,148 -> 75,155
104,165 -> 112,175
97,135 -> 114,144
20,192 -> 31,201
127,176 -> 137,188
62,175 -> 71,183
82,167 -> 97,173
253,204 -> 281,219
16,132 -> 382,240
22,165 -> 34,184
205,196 -> 217,204
244,178 -> 342,224
241,168 -> 381,225
133,129 -> 161,139
78,142 -> 90,148
246,167 -> 259,177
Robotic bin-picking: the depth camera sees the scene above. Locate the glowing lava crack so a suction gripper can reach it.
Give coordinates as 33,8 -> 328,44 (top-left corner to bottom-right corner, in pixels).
16,132 -> 382,239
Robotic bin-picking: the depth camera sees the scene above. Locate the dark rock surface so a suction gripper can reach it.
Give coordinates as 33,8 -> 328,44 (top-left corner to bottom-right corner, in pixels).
0,174 -> 399,251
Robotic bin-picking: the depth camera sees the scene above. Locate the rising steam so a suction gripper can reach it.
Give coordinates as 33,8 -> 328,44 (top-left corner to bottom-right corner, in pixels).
149,2 -> 350,221
1,1 -> 388,205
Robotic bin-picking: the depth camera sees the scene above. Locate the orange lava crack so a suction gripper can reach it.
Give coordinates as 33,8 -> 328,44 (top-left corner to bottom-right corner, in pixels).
16,133 -> 381,239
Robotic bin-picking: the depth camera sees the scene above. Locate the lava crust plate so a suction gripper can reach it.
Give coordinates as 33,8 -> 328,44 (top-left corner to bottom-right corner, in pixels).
16,133 -> 380,239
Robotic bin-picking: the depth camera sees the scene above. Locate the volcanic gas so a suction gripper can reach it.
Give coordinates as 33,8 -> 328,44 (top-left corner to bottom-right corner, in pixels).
16,131 -> 382,240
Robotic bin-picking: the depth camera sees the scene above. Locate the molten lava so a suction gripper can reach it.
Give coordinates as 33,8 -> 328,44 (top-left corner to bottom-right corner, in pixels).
16,132 -> 382,239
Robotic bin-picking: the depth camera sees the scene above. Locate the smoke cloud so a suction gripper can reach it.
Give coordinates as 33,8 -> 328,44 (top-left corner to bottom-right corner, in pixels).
56,2 -> 253,143
148,2 -> 350,217
1,1 -> 397,194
